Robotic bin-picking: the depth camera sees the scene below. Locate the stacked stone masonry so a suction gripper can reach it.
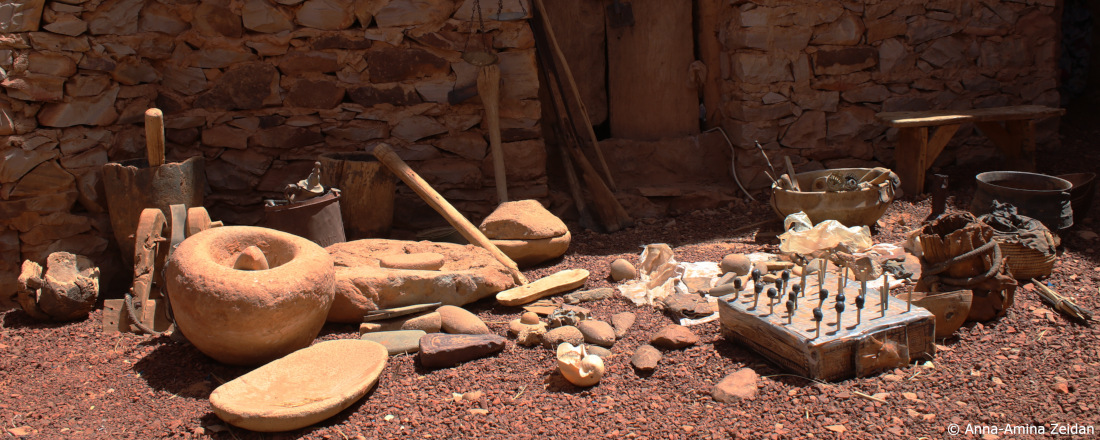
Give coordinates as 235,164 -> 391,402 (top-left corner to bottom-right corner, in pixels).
713,0 -> 1061,189
0,0 -> 543,306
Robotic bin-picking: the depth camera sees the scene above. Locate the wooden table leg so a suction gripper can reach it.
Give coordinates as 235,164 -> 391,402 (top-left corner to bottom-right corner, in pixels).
1005,119 -> 1036,171
896,126 -> 928,195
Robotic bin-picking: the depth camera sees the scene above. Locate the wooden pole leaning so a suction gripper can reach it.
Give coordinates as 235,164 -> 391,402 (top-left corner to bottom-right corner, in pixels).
372,143 -> 528,285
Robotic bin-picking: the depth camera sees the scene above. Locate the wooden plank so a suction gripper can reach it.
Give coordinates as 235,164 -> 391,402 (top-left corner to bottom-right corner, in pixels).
497,269 -> 589,306
696,0 -> 726,129
876,105 -> 1065,128
717,271 -> 935,382
924,124 -> 960,165
896,126 -> 928,195
542,0 -> 607,126
606,0 -> 699,140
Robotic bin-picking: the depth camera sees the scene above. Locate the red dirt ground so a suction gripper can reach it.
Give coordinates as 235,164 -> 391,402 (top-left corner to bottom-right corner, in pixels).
3,120 -> 1100,439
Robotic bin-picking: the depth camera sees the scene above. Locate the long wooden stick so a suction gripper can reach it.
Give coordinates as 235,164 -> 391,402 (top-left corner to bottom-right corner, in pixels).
537,34 -> 632,232
144,108 -> 165,167
478,64 -> 507,203
532,0 -> 617,191
372,143 -> 528,285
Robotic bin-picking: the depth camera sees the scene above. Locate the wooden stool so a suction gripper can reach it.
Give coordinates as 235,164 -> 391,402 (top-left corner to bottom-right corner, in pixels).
876,105 -> 1065,195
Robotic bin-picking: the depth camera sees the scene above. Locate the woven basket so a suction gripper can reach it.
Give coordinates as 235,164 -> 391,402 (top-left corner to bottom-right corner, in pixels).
992,230 -> 1056,280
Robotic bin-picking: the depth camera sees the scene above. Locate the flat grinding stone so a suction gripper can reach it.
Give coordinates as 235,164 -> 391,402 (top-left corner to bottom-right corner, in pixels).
210,339 -> 387,432
326,239 -> 514,323
360,330 -> 426,355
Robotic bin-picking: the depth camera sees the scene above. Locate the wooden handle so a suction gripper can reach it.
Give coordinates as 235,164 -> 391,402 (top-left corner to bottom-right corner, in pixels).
783,156 -> 800,191
144,108 -> 165,167
372,143 -> 528,285
478,64 -> 507,203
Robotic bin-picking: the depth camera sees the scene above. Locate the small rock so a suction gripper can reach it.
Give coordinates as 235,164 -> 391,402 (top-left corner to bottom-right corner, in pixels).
541,325 -> 583,349
712,368 -> 758,402
630,344 -> 661,371
650,324 -> 699,349
1052,382 -> 1070,394
585,345 -> 612,359
468,408 -> 489,415
418,333 -> 506,369
720,254 -> 752,276
576,320 -> 616,347
478,199 -> 568,239
438,305 -> 491,335
564,287 -> 614,304
611,312 -> 636,339
825,425 -> 846,433
548,306 -> 588,328
1077,230 -> 1098,241
609,258 -> 638,281
360,330 -> 426,355
378,252 -> 445,270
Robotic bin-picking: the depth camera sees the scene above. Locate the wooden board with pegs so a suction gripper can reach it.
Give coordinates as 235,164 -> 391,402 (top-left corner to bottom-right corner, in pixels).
717,268 -> 935,382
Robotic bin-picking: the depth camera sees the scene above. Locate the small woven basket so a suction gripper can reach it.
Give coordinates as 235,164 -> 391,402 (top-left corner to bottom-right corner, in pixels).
992,229 -> 1056,280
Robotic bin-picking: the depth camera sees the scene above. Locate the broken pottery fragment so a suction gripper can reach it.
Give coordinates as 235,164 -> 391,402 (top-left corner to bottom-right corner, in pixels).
611,312 -> 636,339
16,252 -> 99,321
547,306 -> 589,328
326,239 -> 513,323
650,324 -> 699,349
419,333 -> 506,368
166,226 -> 335,366
631,344 -> 662,372
210,340 -> 387,432
556,342 -> 605,387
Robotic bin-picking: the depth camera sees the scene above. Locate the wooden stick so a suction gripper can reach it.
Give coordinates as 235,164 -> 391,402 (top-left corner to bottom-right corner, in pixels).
532,0 -> 617,191
784,156 -> 800,191
144,108 -> 165,167
477,64 -> 507,203
536,29 -> 633,232
372,143 -> 528,285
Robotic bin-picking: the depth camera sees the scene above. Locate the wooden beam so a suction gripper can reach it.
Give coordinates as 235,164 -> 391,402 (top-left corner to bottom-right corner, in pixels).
876,105 -> 1065,128
924,124 -> 960,165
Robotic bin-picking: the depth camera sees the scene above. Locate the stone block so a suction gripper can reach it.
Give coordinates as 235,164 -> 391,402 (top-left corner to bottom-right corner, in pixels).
367,47 -> 448,83
296,0 -> 355,29
780,110 -> 826,150
243,0 -> 295,33
811,47 -> 876,75
42,15 -> 87,36
731,52 -> 793,83
348,84 -> 423,107
391,115 -> 446,142
285,79 -> 345,109
250,125 -> 324,149
811,12 -> 864,46
194,63 -> 279,110
0,0 -> 46,32
37,86 -> 119,127
87,0 -> 142,35
376,0 -> 453,27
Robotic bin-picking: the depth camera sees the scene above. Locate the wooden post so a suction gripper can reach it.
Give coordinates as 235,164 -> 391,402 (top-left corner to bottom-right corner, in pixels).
896,126 -> 928,196
144,108 -> 165,167
478,64 -> 508,203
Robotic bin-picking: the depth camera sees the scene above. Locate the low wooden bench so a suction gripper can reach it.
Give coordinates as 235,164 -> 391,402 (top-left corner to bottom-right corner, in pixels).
875,105 -> 1065,195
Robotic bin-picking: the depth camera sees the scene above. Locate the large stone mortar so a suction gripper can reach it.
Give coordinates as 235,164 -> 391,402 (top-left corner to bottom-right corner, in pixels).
166,226 -> 335,365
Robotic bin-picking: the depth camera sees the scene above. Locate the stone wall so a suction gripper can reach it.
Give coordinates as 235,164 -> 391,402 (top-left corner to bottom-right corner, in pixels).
709,0 -> 1061,188
0,0 -> 543,306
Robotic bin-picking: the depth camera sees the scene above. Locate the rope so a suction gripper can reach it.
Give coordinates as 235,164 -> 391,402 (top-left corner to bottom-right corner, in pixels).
921,241 -> 1005,287
124,289 -> 163,337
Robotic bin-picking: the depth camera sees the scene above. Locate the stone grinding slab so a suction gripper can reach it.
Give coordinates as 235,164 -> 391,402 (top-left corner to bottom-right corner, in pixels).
210,339 -> 387,432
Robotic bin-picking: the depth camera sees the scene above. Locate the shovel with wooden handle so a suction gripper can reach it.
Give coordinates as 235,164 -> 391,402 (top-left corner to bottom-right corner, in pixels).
145,108 -> 165,167
372,144 -> 589,305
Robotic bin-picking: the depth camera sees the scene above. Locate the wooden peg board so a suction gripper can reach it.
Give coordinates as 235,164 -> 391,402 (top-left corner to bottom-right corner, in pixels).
717,271 -> 935,382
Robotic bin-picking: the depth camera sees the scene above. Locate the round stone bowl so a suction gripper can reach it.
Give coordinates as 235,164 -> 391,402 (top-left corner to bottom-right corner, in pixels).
166,226 -> 335,365
771,168 -> 897,227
